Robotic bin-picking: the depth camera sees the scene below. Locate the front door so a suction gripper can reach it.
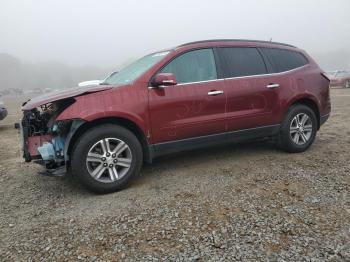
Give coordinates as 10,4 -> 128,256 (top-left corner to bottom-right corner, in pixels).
148,48 -> 226,144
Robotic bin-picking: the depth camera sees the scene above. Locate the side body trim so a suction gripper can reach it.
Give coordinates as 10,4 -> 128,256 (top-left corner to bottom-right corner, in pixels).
150,124 -> 281,158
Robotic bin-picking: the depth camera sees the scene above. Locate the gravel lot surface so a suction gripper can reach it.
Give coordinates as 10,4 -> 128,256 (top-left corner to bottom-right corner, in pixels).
0,89 -> 349,261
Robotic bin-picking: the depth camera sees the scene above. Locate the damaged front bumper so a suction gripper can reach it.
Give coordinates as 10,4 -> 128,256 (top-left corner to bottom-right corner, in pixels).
20,105 -> 85,176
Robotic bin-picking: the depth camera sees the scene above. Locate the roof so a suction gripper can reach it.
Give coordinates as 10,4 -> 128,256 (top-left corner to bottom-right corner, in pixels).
178,39 -> 296,48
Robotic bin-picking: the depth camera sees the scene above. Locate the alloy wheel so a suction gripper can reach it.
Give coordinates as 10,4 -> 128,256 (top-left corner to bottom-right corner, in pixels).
289,113 -> 313,145
86,138 -> 132,183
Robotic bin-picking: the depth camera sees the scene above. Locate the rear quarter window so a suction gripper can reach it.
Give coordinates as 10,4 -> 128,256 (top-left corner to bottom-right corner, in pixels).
261,48 -> 308,73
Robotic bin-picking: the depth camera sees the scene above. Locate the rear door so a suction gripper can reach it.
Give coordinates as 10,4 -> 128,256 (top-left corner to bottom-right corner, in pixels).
148,48 -> 227,143
259,47 -> 311,122
218,47 -> 280,131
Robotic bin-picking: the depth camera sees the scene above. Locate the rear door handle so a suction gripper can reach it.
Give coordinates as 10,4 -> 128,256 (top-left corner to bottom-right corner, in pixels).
208,90 -> 224,96
266,83 -> 280,89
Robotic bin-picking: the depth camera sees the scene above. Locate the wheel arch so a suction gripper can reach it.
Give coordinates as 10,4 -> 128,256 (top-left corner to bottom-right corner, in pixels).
288,97 -> 321,129
66,117 -> 153,165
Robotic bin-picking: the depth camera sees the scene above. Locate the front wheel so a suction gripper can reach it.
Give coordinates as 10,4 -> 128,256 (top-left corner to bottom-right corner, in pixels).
279,104 -> 317,153
71,124 -> 143,193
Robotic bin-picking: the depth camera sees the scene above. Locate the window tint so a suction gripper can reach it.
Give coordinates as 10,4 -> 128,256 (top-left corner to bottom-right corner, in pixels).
160,49 -> 217,84
219,47 -> 267,78
262,48 -> 308,73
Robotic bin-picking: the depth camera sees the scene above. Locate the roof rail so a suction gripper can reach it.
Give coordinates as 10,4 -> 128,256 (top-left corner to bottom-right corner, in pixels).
178,39 -> 296,48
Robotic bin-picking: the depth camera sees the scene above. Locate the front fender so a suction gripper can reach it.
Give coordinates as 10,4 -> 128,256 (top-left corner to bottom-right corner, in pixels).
63,119 -> 86,160
55,90 -> 148,133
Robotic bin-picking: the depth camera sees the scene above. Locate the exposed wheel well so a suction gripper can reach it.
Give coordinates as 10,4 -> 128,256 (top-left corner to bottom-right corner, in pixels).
67,117 -> 152,164
291,98 -> 320,129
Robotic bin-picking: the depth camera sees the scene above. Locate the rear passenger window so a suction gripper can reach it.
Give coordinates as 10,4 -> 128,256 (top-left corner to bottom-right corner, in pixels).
219,47 -> 267,78
160,48 -> 217,84
262,48 -> 308,73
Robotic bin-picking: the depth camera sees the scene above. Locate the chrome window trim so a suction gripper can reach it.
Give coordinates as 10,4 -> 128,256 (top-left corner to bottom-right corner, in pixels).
223,64 -> 309,81
148,64 -> 309,89
176,78 -> 225,86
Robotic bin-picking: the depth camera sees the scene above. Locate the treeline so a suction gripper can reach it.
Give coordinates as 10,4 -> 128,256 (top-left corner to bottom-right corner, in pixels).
0,53 -> 113,95
311,49 -> 350,72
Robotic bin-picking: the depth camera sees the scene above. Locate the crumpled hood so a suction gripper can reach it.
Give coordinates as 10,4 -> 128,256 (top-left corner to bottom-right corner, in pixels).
22,85 -> 114,110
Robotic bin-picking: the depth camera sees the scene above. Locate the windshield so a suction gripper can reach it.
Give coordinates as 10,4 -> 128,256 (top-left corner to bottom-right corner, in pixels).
103,51 -> 170,85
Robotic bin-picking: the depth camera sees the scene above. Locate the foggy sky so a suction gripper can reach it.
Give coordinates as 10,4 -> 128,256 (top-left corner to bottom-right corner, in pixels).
0,0 -> 349,67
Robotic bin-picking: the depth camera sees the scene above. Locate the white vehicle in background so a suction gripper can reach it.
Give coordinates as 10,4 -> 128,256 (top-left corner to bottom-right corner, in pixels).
78,71 -> 118,87
0,95 -> 7,121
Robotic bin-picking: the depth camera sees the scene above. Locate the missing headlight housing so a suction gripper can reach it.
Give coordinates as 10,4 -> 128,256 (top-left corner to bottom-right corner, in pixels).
21,98 -> 75,165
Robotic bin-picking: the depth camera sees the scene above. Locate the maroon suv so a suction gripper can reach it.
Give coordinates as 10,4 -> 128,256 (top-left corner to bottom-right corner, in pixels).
20,39 -> 331,193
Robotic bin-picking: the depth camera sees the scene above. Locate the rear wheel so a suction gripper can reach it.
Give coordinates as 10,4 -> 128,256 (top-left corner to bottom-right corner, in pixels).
71,124 -> 143,193
279,104 -> 317,153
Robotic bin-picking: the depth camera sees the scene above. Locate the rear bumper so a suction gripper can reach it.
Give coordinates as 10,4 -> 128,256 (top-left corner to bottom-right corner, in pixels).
320,113 -> 330,126
0,107 -> 7,120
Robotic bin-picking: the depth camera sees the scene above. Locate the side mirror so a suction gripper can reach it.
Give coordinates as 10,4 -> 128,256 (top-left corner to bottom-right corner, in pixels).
152,73 -> 177,88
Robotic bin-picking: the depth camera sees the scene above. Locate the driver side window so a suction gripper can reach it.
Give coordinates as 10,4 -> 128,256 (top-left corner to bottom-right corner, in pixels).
160,48 -> 217,84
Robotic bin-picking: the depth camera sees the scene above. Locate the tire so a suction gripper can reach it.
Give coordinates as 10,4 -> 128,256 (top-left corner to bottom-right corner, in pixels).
71,124 -> 143,193
279,104 -> 317,153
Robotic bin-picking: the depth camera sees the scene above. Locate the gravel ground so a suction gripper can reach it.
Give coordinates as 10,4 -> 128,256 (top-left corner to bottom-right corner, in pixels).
0,89 -> 349,261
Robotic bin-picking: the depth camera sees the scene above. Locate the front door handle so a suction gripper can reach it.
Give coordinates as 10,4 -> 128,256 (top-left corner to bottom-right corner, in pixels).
208,90 -> 224,96
266,83 -> 280,89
